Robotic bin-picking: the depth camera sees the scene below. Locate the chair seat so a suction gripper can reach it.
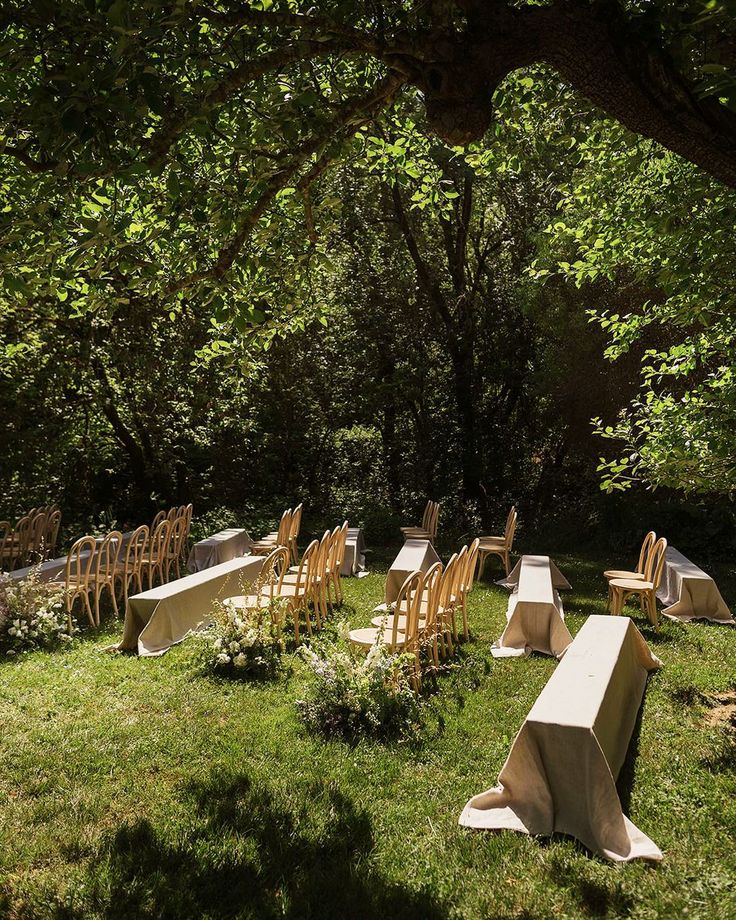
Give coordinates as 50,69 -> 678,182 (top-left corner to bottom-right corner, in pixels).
263,584 -> 304,599
609,578 -> 654,592
370,613 -> 428,630
402,528 -> 432,539
478,536 -> 505,547
349,626 -> 407,649
281,573 -> 318,587
604,569 -> 644,581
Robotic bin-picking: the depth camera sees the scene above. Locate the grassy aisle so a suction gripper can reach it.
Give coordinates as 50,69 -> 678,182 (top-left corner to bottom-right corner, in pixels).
1,549 -> 735,919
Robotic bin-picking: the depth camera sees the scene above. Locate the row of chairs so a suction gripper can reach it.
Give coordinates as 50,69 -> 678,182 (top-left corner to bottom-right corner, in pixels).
225,520 -> 348,642
604,531 -> 668,624
251,504 -> 303,563
349,539 -> 481,689
0,505 -> 62,570
401,500 -> 440,544
64,504 -> 193,628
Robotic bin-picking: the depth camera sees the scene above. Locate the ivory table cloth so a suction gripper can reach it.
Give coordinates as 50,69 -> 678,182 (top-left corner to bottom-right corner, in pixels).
6,553 -> 88,584
461,615 -> 662,862
492,555 -> 572,658
341,527 -> 367,576
657,546 -> 733,625
119,555 -> 265,656
385,538 -> 441,604
6,530 -> 136,584
186,527 -> 253,573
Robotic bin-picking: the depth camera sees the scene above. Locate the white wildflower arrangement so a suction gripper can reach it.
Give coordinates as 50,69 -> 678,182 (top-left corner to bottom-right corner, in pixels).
296,627 -> 422,740
202,595 -> 286,679
0,567 -> 74,656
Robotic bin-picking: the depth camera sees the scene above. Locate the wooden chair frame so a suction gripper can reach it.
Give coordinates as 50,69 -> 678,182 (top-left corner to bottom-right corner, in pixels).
64,535 -> 98,629
141,519 -> 172,589
115,524 -> 149,611
609,537 -> 668,626
477,506 -> 517,578
88,530 -> 122,625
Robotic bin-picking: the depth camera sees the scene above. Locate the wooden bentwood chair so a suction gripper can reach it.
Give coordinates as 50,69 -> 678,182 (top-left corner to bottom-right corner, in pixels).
401,500 -> 440,544
64,535 -> 98,629
477,506 -> 518,578
608,536 -> 668,626
351,569 -> 425,690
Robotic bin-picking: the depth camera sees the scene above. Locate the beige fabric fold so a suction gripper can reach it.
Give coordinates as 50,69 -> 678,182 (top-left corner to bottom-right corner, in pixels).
119,555 -> 265,657
657,546 -> 733,624
461,615 -> 662,862
497,556 -> 571,591
341,527 -> 367,576
385,538 -> 441,604
492,555 -> 572,658
186,527 -> 253,573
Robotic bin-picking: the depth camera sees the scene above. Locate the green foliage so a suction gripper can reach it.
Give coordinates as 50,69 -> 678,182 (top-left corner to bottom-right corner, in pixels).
297,627 -> 422,740
197,597 -> 285,679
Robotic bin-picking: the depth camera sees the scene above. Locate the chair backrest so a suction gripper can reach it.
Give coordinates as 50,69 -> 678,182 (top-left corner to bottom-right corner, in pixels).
392,569 -> 424,648
290,503 -> 303,541
184,503 -> 193,526
150,519 -> 172,561
420,500 -> 432,530
95,531 -> 122,582
14,515 -> 33,562
45,510 -> 62,557
151,510 -> 166,532
421,561 -> 443,634
637,531 -> 657,575
276,509 -> 292,546
168,514 -> 187,559
332,520 -> 349,573
0,521 -> 13,566
29,512 -> 48,556
292,539 -> 319,594
166,506 -> 179,523
463,537 -> 481,592
65,535 -> 97,592
124,524 -> 149,583
438,553 -> 459,610
505,506 -> 518,547
315,529 -> 332,578
257,545 -> 291,601
326,525 -> 342,574
428,501 -> 440,539
645,537 -> 668,590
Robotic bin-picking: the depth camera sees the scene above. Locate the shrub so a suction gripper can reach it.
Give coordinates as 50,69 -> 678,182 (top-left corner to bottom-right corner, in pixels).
198,596 -> 285,679
296,629 -> 422,740
0,568 -> 74,656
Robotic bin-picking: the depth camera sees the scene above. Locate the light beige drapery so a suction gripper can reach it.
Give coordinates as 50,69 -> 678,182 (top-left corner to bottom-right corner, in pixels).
461,615 -> 662,862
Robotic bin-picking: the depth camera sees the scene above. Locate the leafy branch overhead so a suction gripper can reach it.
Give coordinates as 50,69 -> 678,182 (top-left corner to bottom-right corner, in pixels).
1,1 -> 736,304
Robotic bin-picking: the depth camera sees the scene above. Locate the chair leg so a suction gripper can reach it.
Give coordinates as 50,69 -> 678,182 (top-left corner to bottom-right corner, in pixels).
94,587 -> 101,627
461,595 -> 469,641
109,581 -> 119,618
82,591 -> 95,628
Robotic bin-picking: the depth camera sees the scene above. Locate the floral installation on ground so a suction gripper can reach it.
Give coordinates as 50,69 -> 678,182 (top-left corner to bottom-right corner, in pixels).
0,566 -> 75,655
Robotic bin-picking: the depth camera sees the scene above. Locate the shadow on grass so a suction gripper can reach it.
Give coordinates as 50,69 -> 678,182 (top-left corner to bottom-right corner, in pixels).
86,773 -> 449,920
547,853 -> 635,917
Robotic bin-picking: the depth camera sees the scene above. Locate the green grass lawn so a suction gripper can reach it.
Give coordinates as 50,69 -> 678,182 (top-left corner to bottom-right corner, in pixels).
1,546 -> 736,919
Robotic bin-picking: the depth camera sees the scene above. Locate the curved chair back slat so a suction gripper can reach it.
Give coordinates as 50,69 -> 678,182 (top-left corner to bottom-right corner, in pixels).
646,537 -> 668,590
637,531 -> 657,576
65,535 -> 97,628
45,510 -> 62,559
392,569 -> 424,649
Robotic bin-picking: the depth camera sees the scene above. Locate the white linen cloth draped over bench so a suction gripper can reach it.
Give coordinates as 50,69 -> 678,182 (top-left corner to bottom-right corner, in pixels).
341,527 -> 367,576
657,546 -> 733,624
492,555 -> 572,658
461,615 -> 662,862
119,555 -> 265,656
186,528 -> 253,573
384,538 -> 441,604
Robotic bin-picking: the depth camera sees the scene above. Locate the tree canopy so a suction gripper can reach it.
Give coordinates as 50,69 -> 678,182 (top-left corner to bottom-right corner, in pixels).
2,1 -> 736,527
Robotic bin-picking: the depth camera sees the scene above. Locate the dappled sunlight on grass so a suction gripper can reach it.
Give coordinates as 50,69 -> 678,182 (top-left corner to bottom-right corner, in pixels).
1,546 -> 735,917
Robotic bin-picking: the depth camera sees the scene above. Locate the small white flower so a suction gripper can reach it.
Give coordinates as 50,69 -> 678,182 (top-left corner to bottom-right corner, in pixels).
228,641 -> 240,655
233,653 -> 247,668
216,653 -> 231,665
